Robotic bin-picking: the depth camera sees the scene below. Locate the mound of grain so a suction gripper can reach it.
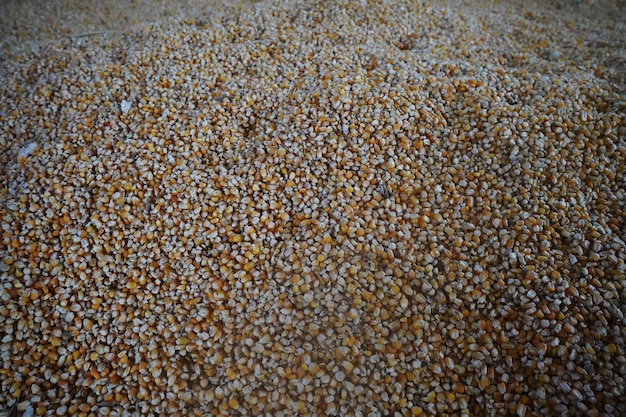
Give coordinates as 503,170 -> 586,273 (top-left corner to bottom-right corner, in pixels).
1,0 -> 625,416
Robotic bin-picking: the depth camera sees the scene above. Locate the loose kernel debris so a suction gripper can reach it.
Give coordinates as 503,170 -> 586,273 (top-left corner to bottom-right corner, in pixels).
1,0 -> 626,416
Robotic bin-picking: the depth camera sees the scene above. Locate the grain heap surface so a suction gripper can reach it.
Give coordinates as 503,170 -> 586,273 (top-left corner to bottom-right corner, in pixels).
1,0 -> 626,416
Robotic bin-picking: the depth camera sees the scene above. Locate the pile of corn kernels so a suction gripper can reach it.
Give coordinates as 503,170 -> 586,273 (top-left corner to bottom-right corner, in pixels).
1,0 -> 625,416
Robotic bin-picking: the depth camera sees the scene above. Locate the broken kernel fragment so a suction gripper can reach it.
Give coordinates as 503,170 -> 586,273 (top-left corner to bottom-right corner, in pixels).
0,0 -> 624,415
228,397 -> 239,410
